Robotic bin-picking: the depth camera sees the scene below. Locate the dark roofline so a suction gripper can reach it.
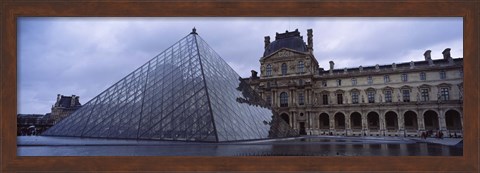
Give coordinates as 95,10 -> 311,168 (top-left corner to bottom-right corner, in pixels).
323,57 -> 463,72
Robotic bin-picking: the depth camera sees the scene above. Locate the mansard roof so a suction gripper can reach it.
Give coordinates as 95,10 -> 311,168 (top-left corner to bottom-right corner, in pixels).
56,95 -> 81,108
263,29 -> 308,57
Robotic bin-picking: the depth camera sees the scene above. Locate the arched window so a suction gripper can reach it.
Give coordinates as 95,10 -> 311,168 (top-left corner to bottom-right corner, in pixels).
280,92 -> 288,107
297,61 -> 304,73
266,64 -> 272,76
281,63 -> 287,75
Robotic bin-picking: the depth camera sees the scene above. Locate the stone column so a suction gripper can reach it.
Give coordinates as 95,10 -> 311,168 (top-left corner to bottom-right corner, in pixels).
439,109 -> 447,132
272,90 -> 276,107
379,113 -> 386,136
306,89 -> 310,105
418,113 -> 425,131
330,114 -> 335,134
307,112 -> 311,129
290,89 -> 295,106
317,114 -> 320,131
292,112 -> 296,129
362,114 -> 368,135
398,113 -> 405,137
310,112 -> 314,130
289,113 -> 293,128
345,113 -> 352,136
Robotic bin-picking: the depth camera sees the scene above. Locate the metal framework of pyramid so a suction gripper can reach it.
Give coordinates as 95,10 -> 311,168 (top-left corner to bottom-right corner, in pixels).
43,30 -> 296,142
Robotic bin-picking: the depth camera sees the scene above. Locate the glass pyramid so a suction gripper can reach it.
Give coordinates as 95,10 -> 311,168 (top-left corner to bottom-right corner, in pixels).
43,29 -> 297,142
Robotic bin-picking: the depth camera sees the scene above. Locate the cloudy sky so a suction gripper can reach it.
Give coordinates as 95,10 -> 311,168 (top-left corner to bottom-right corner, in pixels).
18,17 -> 463,114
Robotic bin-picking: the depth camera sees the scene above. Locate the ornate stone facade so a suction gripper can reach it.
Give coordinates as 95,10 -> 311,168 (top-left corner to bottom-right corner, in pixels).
247,29 -> 463,137
50,94 -> 82,123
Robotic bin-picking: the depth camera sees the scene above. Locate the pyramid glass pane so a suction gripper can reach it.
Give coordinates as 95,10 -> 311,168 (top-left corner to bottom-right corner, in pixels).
44,32 -> 296,142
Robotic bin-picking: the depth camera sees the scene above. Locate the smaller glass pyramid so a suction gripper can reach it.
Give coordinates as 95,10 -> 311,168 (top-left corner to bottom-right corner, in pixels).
44,29 -> 297,142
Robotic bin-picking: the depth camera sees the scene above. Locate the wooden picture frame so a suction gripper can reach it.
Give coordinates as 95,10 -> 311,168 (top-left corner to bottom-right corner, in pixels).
1,1 -> 478,172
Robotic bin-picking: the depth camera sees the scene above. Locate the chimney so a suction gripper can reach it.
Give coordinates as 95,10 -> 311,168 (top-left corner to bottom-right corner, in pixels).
251,70 -> 258,78
329,61 -> 334,75
442,48 -> 451,60
264,36 -> 270,49
55,94 -> 61,107
307,29 -> 313,52
70,95 -> 76,107
442,48 -> 454,64
424,50 -> 432,61
424,50 -> 434,66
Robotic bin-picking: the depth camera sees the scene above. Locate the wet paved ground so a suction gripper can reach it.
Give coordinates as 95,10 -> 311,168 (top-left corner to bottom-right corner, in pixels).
17,136 -> 462,156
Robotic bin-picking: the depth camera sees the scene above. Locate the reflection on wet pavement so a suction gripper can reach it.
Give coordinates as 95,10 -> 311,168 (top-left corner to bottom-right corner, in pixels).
17,136 -> 462,156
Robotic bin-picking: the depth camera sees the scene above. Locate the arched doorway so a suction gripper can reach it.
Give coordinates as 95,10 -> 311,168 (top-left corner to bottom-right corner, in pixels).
280,113 -> 289,125
445,110 -> 462,130
367,112 -> 379,131
350,112 -> 362,130
334,113 -> 345,130
404,111 -> 418,130
385,111 -> 398,131
319,113 -> 329,130
424,110 -> 439,130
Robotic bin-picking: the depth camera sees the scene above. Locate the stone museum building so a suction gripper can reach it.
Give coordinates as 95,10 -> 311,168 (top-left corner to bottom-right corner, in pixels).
247,29 -> 463,137
17,94 -> 82,135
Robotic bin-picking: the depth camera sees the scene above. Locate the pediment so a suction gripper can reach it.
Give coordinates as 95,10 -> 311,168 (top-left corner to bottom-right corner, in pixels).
260,48 -> 307,62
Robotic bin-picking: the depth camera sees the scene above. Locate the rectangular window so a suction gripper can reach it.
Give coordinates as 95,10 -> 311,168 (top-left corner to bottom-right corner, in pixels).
322,94 -> 328,105
367,91 -> 375,103
321,81 -> 327,87
385,90 -> 392,103
298,92 -> 305,105
401,74 -> 408,82
367,76 -> 373,85
297,61 -> 305,73
281,63 -> 288,76
440,71 -> 447,79
403,90 -> 410,102
384,75 -> 390,83
421,89 -> 429,101
337,79 -> 342,86
352,92 -> 359,104
337,94 -> 343,104
441,88 -> 449,101
351,78 -> 357,86
420,72 -> 426,81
